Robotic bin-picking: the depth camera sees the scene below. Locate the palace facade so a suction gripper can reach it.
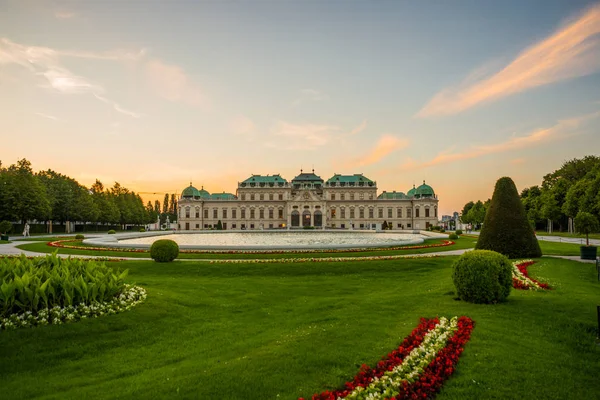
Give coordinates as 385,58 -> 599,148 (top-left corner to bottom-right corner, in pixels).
177,170 -> 439,231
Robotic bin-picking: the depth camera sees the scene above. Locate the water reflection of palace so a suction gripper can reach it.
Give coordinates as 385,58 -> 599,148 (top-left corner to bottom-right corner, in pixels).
177,170 -> 439,231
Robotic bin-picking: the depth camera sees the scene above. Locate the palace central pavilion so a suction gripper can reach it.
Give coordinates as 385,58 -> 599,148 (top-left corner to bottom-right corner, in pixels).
177,170 -> 438,230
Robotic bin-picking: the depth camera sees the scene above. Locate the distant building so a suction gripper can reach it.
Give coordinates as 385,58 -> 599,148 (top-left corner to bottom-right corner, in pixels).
177,170 -> 439,230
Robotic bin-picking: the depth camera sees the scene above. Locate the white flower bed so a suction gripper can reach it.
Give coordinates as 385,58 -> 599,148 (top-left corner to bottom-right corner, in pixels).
1,284 -> 146,330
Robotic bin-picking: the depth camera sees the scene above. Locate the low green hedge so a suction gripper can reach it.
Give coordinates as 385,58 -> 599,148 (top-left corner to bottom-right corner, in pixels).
0,254 -> 128,317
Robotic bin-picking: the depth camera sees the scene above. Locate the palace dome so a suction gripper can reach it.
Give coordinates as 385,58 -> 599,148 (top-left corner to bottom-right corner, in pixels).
407,184 -> 417,197
181,184 -> 200,198
415,181 -> 435,198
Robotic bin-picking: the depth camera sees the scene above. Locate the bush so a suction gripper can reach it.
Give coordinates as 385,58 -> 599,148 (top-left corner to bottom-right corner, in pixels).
108,230 -> 116,234
0,221 -> 12,235
75,234 -> 84,240
455,229 -> 463,235
139,228 -> 146,233
476,177 -> 542,258
448,233 -> 459,240
452,250 -> 512,304
150,239 -> 179,262
0,253 -> 128,316
440,228 -> 446,233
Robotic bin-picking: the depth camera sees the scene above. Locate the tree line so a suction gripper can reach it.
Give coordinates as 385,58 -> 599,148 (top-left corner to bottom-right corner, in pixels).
459,156 -> 600,232
0,159 -> 178,230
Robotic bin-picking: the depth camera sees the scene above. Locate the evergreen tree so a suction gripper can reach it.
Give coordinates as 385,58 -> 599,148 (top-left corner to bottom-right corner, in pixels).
154,200 -> 161,215
162,194 -> 169,215
476,177 -> 542,258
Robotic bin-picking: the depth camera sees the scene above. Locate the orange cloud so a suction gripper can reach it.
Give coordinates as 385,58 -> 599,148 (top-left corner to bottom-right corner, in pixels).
417,3 -> 600,117
354,135 -> 410,167
144,59 -> 208,109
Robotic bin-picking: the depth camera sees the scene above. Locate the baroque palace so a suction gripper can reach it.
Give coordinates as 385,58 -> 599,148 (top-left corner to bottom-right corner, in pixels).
177,170 -> 438,231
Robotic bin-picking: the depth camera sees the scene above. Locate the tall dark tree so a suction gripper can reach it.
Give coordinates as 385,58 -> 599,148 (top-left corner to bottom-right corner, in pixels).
476,177 -> 542,258
162,194 -> 169,215
154,200 -> 161,215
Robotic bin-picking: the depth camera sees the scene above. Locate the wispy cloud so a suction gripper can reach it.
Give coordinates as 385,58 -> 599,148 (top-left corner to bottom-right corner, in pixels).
417,3 -> 600,117
349,134 -> 410,168
349,120 -> 367,135
416,110 -> 600,168
54,11 -> 76,19
0,38 -> 142,118
35,112 -> 59,121
144,59 -> 207,109
269,121 -> 340,150
292,88 -> 328,106
230,115 -> 257,138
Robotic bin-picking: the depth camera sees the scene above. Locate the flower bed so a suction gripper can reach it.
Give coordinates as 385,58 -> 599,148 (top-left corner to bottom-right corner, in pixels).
303,316 -> 474,400
48,239 -> 455,255
1,284 -> 146,330
512,260 -> 550,290
209,254 -> 441,264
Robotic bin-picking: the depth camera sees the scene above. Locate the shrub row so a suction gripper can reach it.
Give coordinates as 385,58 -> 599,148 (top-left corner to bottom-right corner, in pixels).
0,254 -> 128,316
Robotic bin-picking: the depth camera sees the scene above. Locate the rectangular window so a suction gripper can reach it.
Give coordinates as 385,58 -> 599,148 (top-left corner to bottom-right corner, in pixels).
278,209 -> 283,218
341,208 -> 346,218
369,208 -> 374,218
223,209 -> 228,218
259,209 -> 264,219
350,208 -> 355,218
378,208 -> 383,218
195,210 -> 199,218
241,209 -> 246,219
204,224 -> 209,228
397,223 -> 401,228
241,194 -> 246,201
269,193 -> 273,200
232,223 -> 237,229
397,208 -> 402,218
331,209 -> 336,219
250,209 -> 255,219
425,208 -> 430,218
350,193 -> 355,200
407,223 -> 412,228
250,194 -> 255,200
213,209 -> 218,219
407,209 -> 412,218
359,193 -> 364,200
204,209 -> 208,219
269,209 -> 273,219
185,209 -> 190,218
388,208 -> 392,218
359,208 -> 364,218
260,194 -> 264,200
250,224 -> 255,229
416,208 -> 420,218
331,193 -> 336,200
341,193 -> 345,200
269,223 -> 273,228
196,224 -> 199,228
369,194 -> 373,200
232,209 -> 237,219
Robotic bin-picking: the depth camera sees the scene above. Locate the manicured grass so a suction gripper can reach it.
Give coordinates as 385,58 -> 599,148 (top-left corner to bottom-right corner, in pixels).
538,240 -> 587,256
537,231 -> 600,240
1,256 -> 599,399
0,240 -> 10,244
15,237 -> 478,260
13,236 -> 73,242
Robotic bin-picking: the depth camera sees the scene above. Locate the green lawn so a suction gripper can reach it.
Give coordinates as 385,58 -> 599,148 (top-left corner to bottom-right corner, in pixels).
538,231 -> 600,240
0,240 -> 10,244
15,237 -> 478,260
1,256 -> 599,399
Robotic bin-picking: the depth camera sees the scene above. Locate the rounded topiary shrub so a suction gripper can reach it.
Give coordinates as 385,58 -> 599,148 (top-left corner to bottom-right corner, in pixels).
452,250 -> 512,304
75,234 -> 84,240
476,177 -> 541,258
456,229 -> 463,235
139,228 -> 146,233
107,230 -> 116,234
150,239 -> 179,262
448,233 -> 459,240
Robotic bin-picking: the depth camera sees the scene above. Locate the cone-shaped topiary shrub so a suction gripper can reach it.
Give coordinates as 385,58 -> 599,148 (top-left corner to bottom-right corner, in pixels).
150,239 -> 179,262
475,177 -> 542,258
452,250 -> 512,304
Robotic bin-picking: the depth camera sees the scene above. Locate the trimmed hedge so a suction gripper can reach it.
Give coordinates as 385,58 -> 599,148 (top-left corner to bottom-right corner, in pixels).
452,250 -> 512,304
150,239 -> 179,262
476,177 -> 542,258
75,234 -> 84,240
108,230 -> 116,234
448,233 -> 459,240
455,229 -> 463,235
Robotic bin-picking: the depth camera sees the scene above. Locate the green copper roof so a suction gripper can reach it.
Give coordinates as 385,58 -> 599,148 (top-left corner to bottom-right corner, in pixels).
209,192 -> 236,200
326,174 -> 374,185
241,174 -> 288,186
182,184 -> 210,199
415,181 -> 435,197
407,185 -> 417,197
378,191 -> 407,200
292,170 -> 323,182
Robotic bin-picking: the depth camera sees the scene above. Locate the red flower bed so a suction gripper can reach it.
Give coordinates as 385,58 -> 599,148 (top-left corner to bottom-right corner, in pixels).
513,260 -> 550,290
302,316 -> 474,400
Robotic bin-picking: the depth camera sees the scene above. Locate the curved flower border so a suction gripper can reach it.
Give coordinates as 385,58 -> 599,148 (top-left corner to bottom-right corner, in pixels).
303,316 -> 474,400
1,284 -> 146,330
209,254 -> 442,264
512,260 -> 550,290
47,239 -> 455,255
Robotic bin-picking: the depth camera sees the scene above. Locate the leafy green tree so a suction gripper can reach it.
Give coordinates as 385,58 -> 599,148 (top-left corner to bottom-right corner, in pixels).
162,194 -> 169,215
574,211 -> 599,246
3,159 -> 50,223
476,177 -> 542,258
465,201 -> 486,229
154,200 -> 161,215
460,201 -> 474,224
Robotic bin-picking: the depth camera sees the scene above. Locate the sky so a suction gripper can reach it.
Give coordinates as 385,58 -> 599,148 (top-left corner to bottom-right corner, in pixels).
1,0 -> 599,216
